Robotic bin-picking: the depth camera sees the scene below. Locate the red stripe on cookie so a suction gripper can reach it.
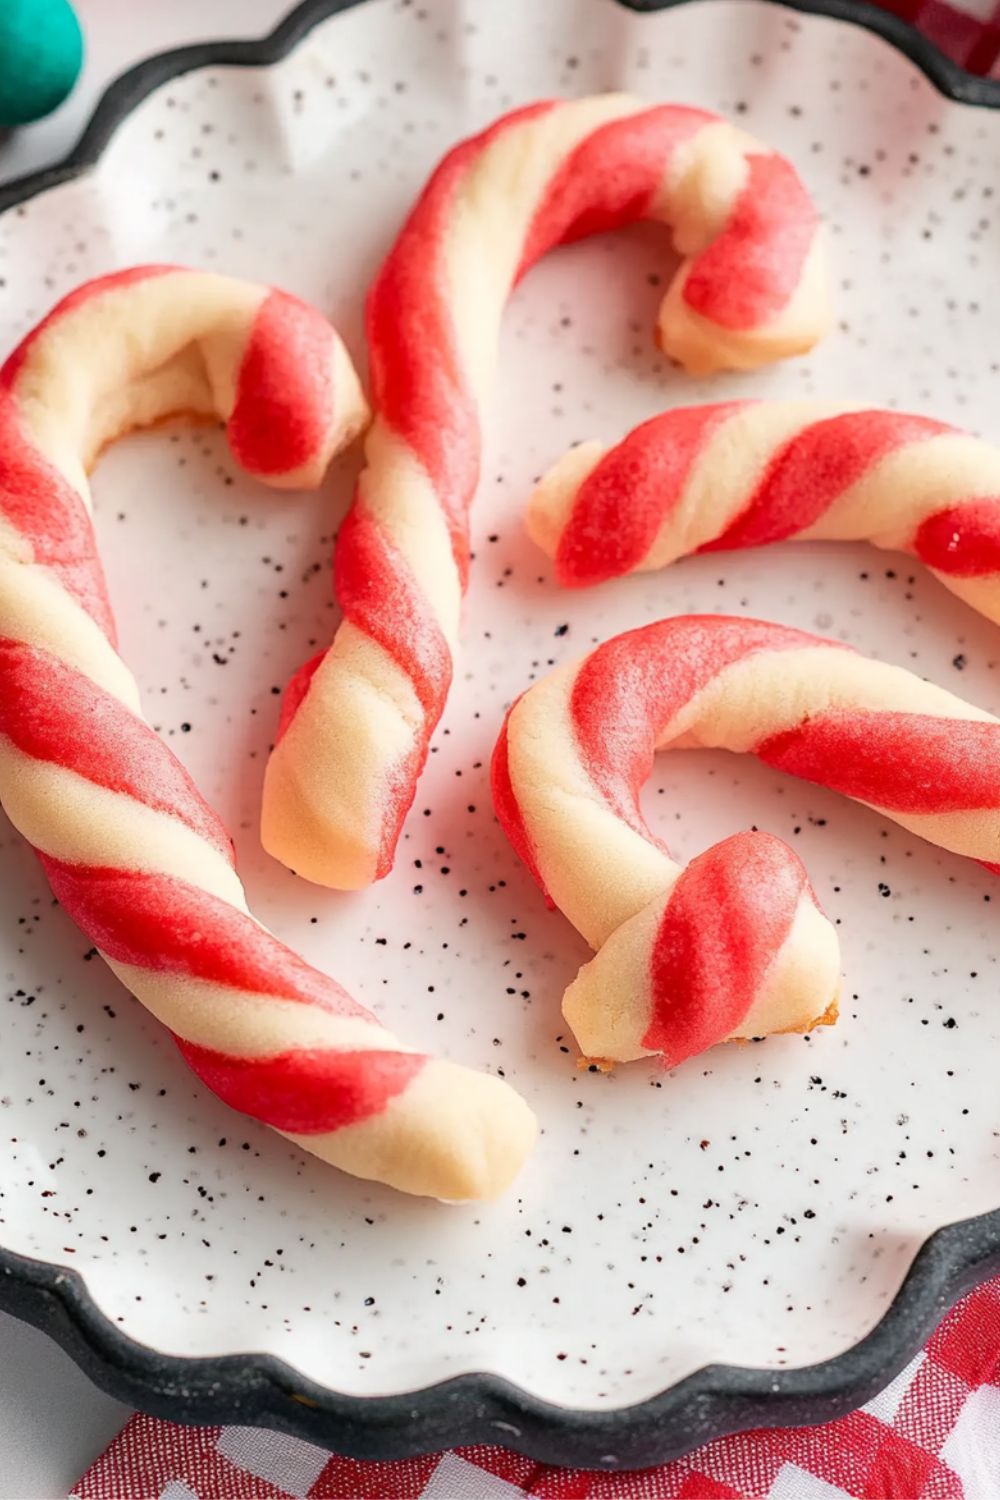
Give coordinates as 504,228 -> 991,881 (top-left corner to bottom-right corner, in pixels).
0,393 -> 115,637
555,404 -> 744,585
0,638 -> 233,859
702,410 -> 949,553
517,105 -> 714,269
491,706 -> 554,905
569,616 -> 825,839
228,289 -> 335,477
366,102 -> 556,585
681,154 -> 818,330
914,499 -> 1000,578
643,832 -> 808,1064
333,499 -> 451,876
757,709 -> 1000,813
274,651 -> 325,745
174,1039 -> 426,1135
335,501 -> 453,718
40,860 -> 373,1019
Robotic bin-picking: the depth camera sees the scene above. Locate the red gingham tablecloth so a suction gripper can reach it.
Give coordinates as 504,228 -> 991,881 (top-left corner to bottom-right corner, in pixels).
60,1 -> 1000,1495
70,1282 -> 1000,1498
878,0 -> 1000,73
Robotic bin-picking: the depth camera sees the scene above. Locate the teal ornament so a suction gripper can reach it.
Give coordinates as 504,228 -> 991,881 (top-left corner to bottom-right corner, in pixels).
0,0 -> 83,127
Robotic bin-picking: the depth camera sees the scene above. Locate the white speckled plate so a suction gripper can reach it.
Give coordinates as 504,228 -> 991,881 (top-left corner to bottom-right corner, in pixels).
2,0 -> 1000,1468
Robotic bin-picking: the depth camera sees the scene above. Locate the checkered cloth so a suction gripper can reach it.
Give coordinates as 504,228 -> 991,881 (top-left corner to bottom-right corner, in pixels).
879,0 -> 1000,73
71,1281 -> 1000,1499
60,2 -> 1000,1497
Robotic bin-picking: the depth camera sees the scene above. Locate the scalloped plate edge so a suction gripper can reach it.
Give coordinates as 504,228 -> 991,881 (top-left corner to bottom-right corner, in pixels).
1,0 -> 999,1468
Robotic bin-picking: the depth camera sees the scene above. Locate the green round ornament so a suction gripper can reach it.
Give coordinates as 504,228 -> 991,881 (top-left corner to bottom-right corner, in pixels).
0,0 -> 83,128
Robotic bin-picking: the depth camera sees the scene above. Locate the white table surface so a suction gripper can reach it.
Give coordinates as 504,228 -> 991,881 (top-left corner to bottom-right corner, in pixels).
0,4 -> 292,1493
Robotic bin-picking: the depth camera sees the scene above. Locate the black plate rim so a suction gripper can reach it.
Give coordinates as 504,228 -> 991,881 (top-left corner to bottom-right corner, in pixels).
1,0 -> 998,1468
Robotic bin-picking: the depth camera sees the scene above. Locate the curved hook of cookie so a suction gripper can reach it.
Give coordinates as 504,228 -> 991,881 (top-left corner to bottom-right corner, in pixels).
527,400 -> 1000,626
492,615 -> 1000,1068
262,95 -> 831,891
0,268 -> 536,1200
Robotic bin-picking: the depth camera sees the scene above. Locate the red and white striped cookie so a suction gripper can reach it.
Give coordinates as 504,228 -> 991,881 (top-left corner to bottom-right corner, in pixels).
0,266 -> 535,1200
528,400 -> 1000,623
492,615 -> 1000,1067
261,96 -> 830,890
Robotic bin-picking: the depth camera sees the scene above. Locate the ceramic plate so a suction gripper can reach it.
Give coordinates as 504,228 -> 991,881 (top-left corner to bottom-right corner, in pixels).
2,0 -> 1000,1469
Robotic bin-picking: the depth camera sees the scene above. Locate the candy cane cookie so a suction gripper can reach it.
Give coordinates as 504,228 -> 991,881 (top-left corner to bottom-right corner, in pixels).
261,97 -> 831,889
492,614 -> 1000,1068
528,401 -> 1000,623
0,267 -> 536,1200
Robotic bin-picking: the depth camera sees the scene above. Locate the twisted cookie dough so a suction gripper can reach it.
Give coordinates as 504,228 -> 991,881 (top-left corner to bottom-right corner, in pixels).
493,614 -> 1000,1066
0,267 -> 535,1199
528,400 -> 1000,626
261,96 -> 831,890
